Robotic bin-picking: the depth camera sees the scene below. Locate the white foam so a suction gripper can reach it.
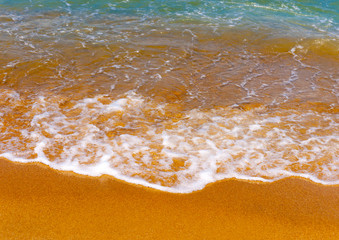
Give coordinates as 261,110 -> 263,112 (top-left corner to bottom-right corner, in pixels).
0,90 -> 338,193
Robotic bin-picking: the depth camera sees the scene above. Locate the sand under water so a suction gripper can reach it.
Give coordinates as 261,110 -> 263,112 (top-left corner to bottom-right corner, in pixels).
0,31 -> 338,192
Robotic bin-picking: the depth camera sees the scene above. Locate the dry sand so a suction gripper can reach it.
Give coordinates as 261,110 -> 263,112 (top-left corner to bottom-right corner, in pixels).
0,157 -> 338,239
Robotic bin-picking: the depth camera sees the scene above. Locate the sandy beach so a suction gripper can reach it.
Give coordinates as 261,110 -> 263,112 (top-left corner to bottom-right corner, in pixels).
0,157 -> 338,239
1,1 -> 339,239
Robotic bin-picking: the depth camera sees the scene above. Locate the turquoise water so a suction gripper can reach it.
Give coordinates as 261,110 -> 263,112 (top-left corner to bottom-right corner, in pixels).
0,0 -> 338,37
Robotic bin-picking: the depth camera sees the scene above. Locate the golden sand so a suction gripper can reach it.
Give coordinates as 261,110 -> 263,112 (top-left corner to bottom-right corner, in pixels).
0,158 -> 338,239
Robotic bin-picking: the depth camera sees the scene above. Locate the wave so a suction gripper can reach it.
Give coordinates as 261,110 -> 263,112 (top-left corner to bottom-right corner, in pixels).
0,89 -> 338,193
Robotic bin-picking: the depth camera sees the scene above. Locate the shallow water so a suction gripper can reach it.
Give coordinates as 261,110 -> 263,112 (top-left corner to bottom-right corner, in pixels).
0,0 -> 338,192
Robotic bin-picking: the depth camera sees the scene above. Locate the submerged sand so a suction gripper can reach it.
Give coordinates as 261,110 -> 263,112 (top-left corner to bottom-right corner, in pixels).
0,158 -> 338,239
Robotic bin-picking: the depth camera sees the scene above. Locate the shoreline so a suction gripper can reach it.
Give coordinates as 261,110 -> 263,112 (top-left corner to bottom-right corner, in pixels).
2,155 -> 338,194
1,158 -> 338,239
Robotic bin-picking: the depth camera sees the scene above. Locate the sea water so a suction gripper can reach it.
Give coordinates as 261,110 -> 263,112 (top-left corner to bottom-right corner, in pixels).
0,0 -> 338,193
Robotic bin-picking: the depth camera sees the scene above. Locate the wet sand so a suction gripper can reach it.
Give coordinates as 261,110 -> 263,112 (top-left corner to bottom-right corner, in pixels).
0,157 -> 338,240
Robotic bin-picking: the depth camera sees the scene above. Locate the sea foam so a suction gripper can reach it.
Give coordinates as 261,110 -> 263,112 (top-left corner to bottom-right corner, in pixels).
0,89 -> 338,193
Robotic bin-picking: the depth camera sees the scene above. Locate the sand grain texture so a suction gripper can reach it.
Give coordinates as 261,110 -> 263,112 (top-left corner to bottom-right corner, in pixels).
0,158 -> 338,240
